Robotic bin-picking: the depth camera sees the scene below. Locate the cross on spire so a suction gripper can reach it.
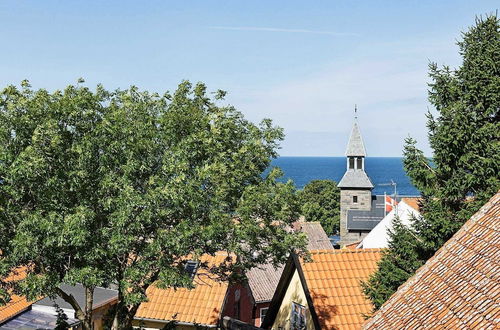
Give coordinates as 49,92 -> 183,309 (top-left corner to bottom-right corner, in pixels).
354,104 -> 358,120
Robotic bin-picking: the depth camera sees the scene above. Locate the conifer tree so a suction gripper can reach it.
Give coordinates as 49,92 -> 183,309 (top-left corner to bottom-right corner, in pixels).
363,14 -> 500,310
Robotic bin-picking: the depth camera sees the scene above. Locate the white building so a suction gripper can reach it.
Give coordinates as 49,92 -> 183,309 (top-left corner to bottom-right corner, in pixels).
357,198 -> 421,249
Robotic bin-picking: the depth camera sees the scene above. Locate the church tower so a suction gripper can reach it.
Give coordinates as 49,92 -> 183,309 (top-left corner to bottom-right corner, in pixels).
338,110 -> 374,246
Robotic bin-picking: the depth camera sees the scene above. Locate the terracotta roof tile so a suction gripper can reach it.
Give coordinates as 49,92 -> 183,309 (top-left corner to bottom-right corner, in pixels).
0,267 -> 31,324
364,191 -> 500,329
135,252 -> 231,326
401,197 -> 422,212
298,248 -> 382,329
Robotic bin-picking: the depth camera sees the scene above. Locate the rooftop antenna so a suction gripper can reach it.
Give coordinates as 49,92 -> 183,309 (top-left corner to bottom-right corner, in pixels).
379,179 -> 398,216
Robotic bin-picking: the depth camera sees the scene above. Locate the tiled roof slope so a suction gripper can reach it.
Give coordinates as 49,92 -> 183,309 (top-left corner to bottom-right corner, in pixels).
246,263 -> 285,304
135,252 -> 232,326
364,191 -> 500,329
0,267 -> 31,324
301,249 -> 382,329
346,122 -> 367,157
297,222 -> 334,250
247,221 -> 334,303
401,197 -> 422,212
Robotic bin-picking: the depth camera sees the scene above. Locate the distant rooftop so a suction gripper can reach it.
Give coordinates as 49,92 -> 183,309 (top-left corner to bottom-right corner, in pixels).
36,284 -> 118,311
0,309 -> 79,329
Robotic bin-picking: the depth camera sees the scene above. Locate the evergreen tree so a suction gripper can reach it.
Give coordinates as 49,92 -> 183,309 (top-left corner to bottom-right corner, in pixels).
363,14 -> 500,310
298,180 -> 340,236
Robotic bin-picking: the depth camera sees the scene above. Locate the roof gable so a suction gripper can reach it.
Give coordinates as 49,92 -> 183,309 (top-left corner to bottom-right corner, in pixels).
246,222 -> 334,303
263,249 -> 382,329
359,200 -> 421,249
364,191 -> 500,329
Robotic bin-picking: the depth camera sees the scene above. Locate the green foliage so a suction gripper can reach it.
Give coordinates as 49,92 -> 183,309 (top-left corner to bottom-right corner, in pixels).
298,180 -> 340,236
54,304 -> 70,330
0,80 -> 306,329
363,14 -> 500,311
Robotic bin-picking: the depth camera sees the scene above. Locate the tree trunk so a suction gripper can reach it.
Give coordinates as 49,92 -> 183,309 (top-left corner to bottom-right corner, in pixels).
83,286 -> 94,330
110,303 -> 140,330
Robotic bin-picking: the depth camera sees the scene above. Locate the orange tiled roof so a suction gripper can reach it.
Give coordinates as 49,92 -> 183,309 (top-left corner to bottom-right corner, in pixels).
401,197 -> 421,212
135,252 -> 232,326
0,267 -> 32,324
301,249 -> 382,330
364,191 -> 500,329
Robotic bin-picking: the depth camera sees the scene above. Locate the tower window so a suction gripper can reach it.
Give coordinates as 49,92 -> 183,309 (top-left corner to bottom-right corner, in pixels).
353,196 -> 358,203
357,157 -> 363,170
349,157 -> 355,169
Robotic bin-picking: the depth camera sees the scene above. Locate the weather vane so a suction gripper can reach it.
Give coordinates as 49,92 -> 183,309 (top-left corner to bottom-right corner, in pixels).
354,104 -> 358,120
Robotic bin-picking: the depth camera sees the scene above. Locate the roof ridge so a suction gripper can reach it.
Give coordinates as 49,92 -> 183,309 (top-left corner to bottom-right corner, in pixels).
309,248 -> 384,255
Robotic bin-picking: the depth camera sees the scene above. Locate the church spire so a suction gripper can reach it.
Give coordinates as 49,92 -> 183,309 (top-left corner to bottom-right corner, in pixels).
345,106 -> 366,157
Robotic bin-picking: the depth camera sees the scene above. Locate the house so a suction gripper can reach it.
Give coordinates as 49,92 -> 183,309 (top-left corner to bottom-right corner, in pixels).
0,273 -> 117,330
134,252 -> 233,329
33,284 -> 118,329
357,197 -> 421,248
262,248 -> 382,330
236,222 -> 334,327
363,191 -> 500,329
338,113 -> 405,247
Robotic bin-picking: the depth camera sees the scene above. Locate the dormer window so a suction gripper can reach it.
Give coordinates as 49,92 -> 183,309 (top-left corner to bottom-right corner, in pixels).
184,261 -> 198,279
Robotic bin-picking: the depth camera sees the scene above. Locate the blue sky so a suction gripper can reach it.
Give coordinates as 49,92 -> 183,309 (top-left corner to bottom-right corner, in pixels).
1,1 -> 498,156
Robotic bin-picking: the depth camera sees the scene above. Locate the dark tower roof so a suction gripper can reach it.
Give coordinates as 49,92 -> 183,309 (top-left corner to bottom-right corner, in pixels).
338,169 -> 374,189
345,122 -> 367,157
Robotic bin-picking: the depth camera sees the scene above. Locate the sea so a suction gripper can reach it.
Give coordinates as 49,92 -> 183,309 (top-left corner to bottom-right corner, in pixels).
270,157 -> 419,196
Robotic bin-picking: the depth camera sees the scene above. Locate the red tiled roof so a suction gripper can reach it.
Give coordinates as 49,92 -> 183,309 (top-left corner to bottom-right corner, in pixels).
0,267 -> 32,324
401,197 -> 422,212
364,191 -> 500,329
135,252 -> 232,326
301,249 -> 382,330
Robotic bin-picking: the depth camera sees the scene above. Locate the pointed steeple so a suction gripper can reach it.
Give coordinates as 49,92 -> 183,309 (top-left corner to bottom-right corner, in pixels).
338,107 -> 373,189
345,122 -> 367,157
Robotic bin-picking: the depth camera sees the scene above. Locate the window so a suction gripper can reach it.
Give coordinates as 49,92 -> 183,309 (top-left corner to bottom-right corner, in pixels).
353,196 -> 358,203
290,302 -> 306,330
357,157 -> 363,170
184,261 -> 198,279
259,307 -> 268,327
349,157 -> 355,169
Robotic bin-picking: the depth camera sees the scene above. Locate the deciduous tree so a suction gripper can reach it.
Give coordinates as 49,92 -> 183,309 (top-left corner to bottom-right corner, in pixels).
298,180 -> 340,236
0,80 -> 306,329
